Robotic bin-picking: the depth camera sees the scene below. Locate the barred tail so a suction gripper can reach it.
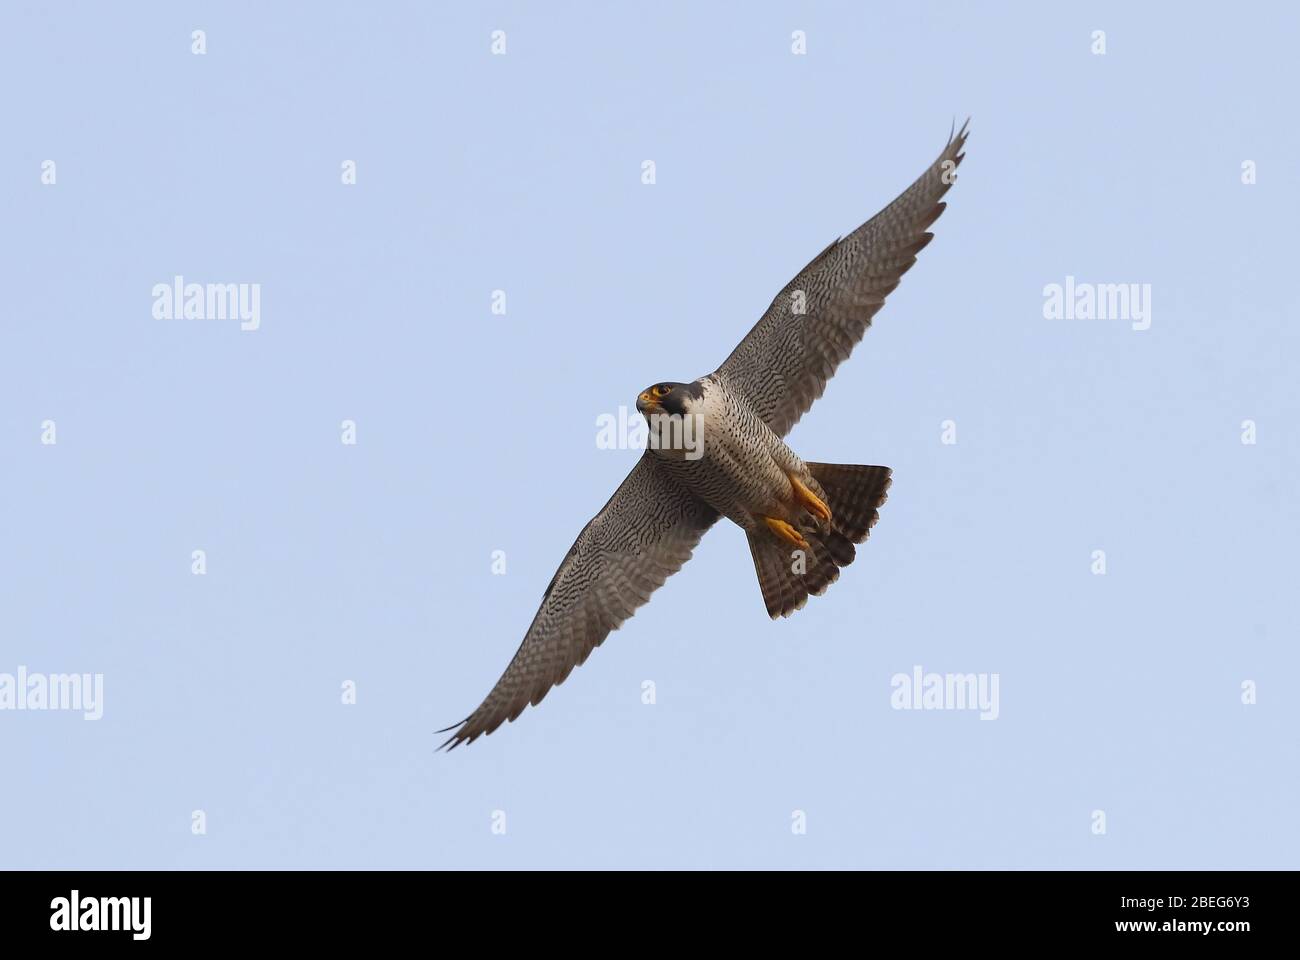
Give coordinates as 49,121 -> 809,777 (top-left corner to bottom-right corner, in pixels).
746,464 -> 892,619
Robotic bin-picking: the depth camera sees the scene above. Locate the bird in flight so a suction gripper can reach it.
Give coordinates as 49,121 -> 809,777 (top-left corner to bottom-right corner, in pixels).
442,121 -> 969,748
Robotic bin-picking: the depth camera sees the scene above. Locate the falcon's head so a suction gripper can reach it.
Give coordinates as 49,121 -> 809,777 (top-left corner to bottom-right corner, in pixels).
635,381 -> 701,419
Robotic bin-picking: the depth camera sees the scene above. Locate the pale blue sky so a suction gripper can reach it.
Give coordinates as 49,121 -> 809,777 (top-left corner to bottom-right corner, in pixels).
2,1 -> 1297,868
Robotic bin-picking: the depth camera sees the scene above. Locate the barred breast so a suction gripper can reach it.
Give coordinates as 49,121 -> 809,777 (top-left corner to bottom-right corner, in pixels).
657,374 -> 800,532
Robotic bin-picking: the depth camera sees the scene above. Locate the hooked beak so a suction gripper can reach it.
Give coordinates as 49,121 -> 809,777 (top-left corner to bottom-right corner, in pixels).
636,391 -> 660,415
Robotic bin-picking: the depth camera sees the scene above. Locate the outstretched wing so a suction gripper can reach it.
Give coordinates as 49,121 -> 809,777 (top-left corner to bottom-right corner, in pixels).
715,121 -> 969,437
441,454 -> 718,748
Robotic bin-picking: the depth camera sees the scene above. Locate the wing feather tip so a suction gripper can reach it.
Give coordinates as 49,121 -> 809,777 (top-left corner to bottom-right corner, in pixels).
436,713 -> 487,751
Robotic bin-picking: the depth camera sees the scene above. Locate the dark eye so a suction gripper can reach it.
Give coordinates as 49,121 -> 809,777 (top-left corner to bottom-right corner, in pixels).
654,384 -> 670,397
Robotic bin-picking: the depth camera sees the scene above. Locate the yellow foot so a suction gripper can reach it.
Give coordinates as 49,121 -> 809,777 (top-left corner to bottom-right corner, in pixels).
789,474 -> 832,524
763,516 -> 810,551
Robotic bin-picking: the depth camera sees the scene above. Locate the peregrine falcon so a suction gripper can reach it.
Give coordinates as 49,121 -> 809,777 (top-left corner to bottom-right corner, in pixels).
442,121 -> 968,748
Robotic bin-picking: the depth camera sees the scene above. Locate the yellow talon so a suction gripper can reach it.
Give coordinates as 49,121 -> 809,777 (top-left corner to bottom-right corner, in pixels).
789,474 -> 832,524
763,516 -> 810,551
